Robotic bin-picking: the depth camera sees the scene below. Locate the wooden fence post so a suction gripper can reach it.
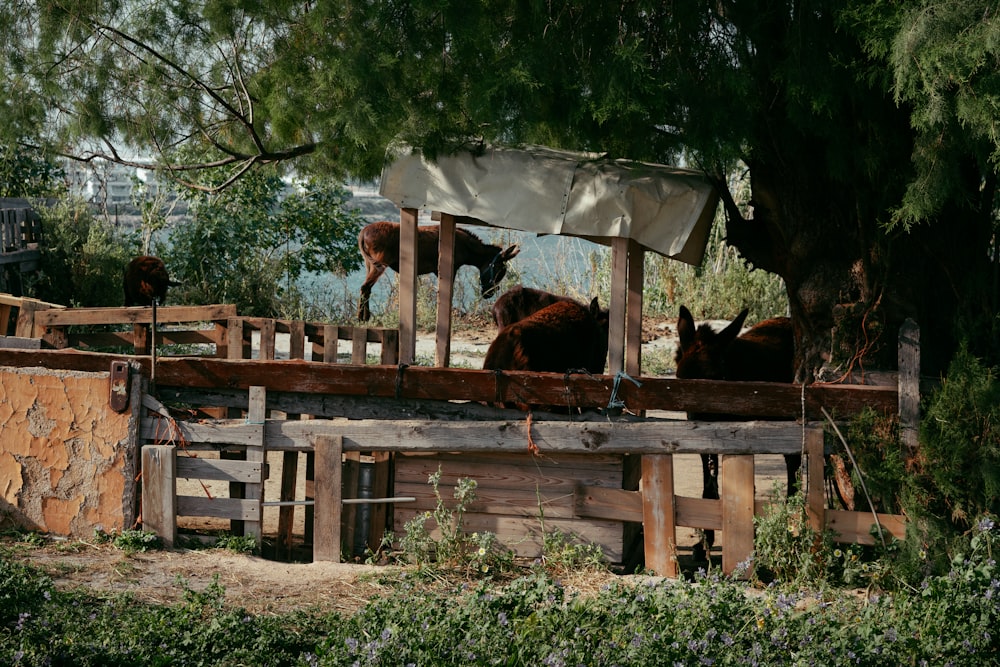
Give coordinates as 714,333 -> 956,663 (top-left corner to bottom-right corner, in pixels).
313,435 -> 344,562
141,445 -> 177,548
641,454 -> 677,577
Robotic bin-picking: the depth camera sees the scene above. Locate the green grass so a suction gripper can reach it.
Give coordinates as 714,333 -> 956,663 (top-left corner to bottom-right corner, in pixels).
3,523 -> 999,666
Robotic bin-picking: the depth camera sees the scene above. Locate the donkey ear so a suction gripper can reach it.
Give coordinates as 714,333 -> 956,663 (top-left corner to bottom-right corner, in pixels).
717,308 -> 749,345
677,305 -> 696,350
589,296 -> 600,314
501,244 -> 520,261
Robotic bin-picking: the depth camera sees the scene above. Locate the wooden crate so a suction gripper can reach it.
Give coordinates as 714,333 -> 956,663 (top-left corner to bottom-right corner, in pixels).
393,451 -> 626,563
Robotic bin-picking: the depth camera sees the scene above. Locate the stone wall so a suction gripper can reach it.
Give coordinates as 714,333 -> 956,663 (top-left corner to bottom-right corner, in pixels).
0,365 -> 139,535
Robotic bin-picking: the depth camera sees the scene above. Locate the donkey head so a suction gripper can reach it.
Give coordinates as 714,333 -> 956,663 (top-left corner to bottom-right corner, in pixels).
479,244 -> 521,298
675,305 -> 749,380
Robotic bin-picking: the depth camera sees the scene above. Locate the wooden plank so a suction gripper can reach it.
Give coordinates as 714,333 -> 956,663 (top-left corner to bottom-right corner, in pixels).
321,324 -> 338,363
642,455 -> 677,577
805,427 -> 825,535
0,350 -> 899,419
289,320 -> 306,360
721,454 -> 755,576
175,456 -> 263,483
35,304 -> 236,327
575,485 -> 643,522
351,327 -> 367,364
380,329 -> 399,365
244,386 -> 266,541
675,496 -> 723,531
259,319 -> 276,360
394,509 -> 624,562
396,482 -> 577,518
313,435 -> 343,562
227,318 -> 247,359
141,417 -> 810,455
435,213 -> 456,367
898,318 -> 920,450
141,445 -> 177,548
827,510 -> 907,544
177,496 -> 260,520
0,336 -> 40,350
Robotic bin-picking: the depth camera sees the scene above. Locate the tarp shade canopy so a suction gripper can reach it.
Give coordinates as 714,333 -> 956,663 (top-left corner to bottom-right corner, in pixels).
379,145 -> 720,265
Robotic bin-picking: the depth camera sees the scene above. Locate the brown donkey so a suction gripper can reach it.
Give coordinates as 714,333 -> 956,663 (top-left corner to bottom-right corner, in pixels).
675,305 -> 797,558
356,221 -> 519,321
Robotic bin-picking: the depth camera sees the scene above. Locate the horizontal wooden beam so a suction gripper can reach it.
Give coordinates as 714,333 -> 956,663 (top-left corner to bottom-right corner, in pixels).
142,416 -> 810,456
0,349 -> 895,420
34,304 -> 236,326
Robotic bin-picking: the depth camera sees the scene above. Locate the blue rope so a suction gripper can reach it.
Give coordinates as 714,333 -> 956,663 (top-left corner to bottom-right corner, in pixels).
606,371 -> 642,413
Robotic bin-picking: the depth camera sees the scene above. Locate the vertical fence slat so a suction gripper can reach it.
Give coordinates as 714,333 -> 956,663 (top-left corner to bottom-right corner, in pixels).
721,454 -> 755,576
435,214 -> 456,367
141,445 -> 177,548
806,427 -> 826,536
641,454 -> 677,577
313,435 -> 343,562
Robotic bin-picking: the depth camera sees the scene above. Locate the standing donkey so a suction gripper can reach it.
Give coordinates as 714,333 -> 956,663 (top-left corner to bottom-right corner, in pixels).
674,305 -> 797,558
356,221 -> 520,321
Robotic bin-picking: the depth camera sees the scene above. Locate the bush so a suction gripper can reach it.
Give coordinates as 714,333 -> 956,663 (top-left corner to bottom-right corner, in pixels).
28,199 -> 140,307
164,169 -> 364,318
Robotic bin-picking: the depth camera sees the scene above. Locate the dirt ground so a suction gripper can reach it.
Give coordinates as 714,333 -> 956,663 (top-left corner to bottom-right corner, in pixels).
6,318 -> 789,616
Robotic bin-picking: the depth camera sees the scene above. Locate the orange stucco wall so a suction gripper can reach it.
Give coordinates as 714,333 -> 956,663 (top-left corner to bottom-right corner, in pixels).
0,366 -> 137,535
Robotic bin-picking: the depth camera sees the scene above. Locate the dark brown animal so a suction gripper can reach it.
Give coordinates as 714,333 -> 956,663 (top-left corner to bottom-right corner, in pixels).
357,221 -> 520,321
675,305 -> 796,558
123,256 -> 180,307
483,298 -> 610,376
491,285 -> 579,331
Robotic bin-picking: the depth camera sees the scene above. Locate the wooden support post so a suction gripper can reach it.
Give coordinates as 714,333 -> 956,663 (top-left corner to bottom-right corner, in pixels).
805,427 -> 826,535
898,318 -> 920,450
641,454 -> 678,577
608,237 -> 629,375
141,445 -> 177,549
721,454 -> 755,576
625,239 -> 644,378
313,435 -> 343,562
132,323 -> 150,355
435,213 -> 456,367
398,207 -> 419,364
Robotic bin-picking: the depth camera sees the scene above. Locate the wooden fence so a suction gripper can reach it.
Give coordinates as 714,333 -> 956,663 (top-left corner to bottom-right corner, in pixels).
0,310 -> 914,577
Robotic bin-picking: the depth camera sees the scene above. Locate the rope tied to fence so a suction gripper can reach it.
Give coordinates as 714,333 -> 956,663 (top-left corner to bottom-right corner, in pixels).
395,362 -> 409,399
606,370 -> 641,415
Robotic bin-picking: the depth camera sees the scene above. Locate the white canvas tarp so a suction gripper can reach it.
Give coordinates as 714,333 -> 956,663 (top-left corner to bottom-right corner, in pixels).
379,145 -> 720,265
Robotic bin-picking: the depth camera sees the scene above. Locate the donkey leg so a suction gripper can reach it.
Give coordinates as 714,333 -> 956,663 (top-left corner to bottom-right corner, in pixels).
784,453 -> 803,496
693,453 -> 719,561
357,262 -> 386,322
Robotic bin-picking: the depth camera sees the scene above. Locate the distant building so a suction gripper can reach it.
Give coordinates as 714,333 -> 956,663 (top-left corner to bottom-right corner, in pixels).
61,159 -> 161,208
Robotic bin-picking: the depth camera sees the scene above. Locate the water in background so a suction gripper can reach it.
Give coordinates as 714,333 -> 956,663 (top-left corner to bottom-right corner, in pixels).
302,184 -> 611,319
